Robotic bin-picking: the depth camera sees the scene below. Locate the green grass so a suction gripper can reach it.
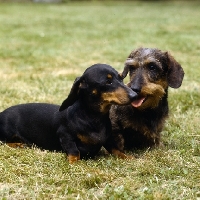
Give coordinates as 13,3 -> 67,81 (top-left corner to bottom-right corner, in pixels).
0,1 -> 199,199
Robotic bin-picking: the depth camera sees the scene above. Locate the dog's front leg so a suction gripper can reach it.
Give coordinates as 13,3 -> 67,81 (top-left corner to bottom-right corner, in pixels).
57,127 -> 80,164
104,134 -> 134,160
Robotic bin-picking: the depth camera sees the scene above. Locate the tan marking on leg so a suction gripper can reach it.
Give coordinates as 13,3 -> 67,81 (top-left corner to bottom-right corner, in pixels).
68,154 -> 80,164
111,149 -> 134,159
6,143 -> 26,148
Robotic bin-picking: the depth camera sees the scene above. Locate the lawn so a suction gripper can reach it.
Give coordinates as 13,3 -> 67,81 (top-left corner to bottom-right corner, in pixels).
0,1 -> 199,199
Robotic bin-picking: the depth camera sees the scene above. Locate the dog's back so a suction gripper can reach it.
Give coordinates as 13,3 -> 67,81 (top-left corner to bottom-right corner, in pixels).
0,103 -> 62,151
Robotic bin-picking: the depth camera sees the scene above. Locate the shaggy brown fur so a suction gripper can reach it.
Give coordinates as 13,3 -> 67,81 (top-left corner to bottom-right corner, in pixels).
108,47 -> 184,152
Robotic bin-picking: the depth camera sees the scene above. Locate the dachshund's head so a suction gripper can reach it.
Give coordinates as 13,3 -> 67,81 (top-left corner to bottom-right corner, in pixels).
121,48 -> 184,109
59,64 -> 137,113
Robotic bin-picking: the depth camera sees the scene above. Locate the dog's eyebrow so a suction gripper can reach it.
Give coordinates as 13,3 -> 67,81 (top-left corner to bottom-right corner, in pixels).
144,57 -> 162,67
107,74 -> 112,79
92,89 -> 98,95
147,57 -> 161,63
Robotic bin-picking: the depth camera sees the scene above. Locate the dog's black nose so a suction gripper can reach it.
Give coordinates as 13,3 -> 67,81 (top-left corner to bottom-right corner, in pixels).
131,81 -> 142,94
128,91 -> 138,101
131,86 -> 142,94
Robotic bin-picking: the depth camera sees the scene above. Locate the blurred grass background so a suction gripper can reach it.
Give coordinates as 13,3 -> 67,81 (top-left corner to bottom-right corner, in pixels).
0,1 -> 199,199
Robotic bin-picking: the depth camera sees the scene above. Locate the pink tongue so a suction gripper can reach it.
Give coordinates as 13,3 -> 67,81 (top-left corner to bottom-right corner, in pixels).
131,97 -> 145,107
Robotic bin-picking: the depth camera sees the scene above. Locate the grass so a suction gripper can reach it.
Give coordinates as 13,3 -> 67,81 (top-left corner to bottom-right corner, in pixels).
0,1 -> 199,199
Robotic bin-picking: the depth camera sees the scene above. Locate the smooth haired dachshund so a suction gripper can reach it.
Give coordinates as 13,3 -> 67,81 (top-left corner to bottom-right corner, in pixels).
0,63 -> 137,163
109,48 -> 184,152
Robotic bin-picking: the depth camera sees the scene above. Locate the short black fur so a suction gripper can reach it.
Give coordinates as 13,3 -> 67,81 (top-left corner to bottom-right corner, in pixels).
0,63 -> 137,163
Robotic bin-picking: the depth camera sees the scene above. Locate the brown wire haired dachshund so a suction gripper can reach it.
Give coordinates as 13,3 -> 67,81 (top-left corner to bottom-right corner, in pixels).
0,63 -> 137,163
108,48 -> 184,153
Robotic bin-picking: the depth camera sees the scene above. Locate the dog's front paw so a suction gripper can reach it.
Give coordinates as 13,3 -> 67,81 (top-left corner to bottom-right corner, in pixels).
125,154 -> 135,160
68,154 -> 80,164
6,142 -> 27,148
111,149 -> 135,159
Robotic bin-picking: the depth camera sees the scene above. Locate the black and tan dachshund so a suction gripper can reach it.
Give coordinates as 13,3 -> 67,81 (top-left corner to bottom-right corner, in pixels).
0,63 -> 137,163
109,48 -> 184,153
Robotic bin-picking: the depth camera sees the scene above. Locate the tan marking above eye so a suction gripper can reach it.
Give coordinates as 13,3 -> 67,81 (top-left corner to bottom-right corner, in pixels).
92,89 -> 98,95
144,58 -> 161,68
107,74 -> 112,79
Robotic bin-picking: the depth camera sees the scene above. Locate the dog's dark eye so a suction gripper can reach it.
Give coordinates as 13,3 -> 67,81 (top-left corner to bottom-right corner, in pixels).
148,64 -> 157,71
106,79 -> 112,85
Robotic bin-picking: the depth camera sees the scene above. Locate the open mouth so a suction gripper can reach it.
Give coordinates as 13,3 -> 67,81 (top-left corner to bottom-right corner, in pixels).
131,96 -> 146,108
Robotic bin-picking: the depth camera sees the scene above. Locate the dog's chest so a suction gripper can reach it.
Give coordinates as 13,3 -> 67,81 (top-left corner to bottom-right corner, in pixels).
115,105 -> 167,137
77,121 -> 109,145
121,117 -> 148,134
111,106 -> 153,134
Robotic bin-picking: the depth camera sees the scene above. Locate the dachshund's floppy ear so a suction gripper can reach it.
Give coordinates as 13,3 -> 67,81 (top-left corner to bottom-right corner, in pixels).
59,77 -> 82,111
166,52 -> 184,88
121,58 -> 134,79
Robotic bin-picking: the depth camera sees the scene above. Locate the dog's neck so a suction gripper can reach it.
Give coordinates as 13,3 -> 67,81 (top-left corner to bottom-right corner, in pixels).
79,100 -> 110,116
